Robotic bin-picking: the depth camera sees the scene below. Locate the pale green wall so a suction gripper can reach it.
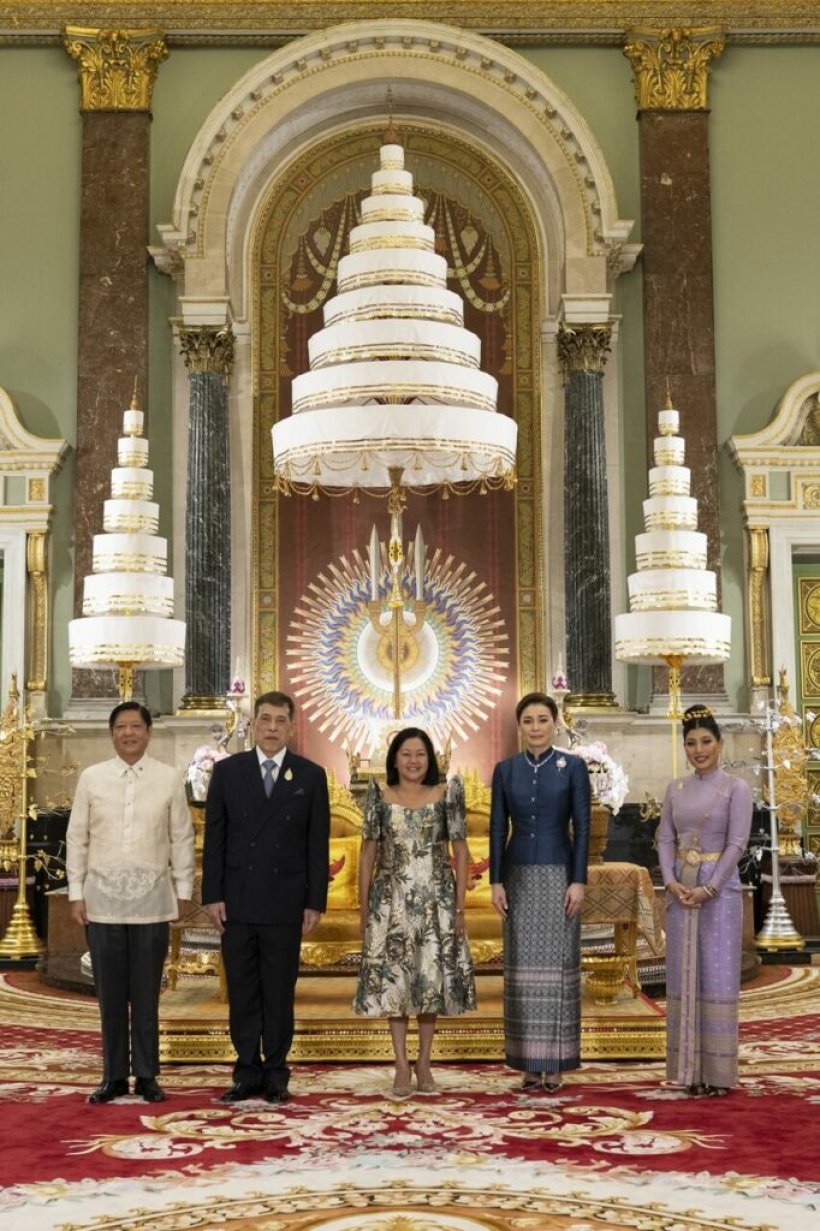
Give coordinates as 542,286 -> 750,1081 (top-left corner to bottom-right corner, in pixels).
147,48 -> 265,715
522,47 -> 648,708
712,47 -> 820,708
525,44 -> 820,710
2,40 -> 818,716
0,49 -> 80,714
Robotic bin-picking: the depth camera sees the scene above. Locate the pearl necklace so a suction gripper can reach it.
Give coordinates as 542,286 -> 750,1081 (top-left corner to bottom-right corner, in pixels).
524,747 -> 555,771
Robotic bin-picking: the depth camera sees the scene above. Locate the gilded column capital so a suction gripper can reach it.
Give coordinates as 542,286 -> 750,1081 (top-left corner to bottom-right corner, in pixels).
623,27 -> 725,110
557,323 -> 612,376
63,27 -> 168,112
178,325 -> 236,377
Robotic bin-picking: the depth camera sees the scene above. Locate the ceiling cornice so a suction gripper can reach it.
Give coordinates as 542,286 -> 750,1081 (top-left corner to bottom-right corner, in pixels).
1,2 -> 819,47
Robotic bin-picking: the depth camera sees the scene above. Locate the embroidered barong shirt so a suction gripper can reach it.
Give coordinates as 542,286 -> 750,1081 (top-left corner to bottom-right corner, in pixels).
67,754 -> 194,924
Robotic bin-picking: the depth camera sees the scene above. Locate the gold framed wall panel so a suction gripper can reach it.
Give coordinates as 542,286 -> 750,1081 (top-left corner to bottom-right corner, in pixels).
251,122 -> 543,777
798,576 -> 820,635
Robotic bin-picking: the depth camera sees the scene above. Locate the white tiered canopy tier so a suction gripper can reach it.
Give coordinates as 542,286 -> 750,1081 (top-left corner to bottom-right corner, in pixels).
615,402 -> 731,667
271,138 -> 517,492
69,402 -> 185,675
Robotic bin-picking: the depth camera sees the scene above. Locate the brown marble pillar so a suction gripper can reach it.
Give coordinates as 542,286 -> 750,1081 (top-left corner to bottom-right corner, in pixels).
64,28 -> 168,706
624,27 -> 727,698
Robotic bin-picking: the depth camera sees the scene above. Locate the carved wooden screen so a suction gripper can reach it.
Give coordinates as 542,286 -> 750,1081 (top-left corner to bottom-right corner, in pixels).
252,125 -> 542,781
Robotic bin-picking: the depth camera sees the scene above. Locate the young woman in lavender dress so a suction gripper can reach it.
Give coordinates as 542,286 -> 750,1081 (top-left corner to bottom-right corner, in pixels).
658,706 -> 753,1097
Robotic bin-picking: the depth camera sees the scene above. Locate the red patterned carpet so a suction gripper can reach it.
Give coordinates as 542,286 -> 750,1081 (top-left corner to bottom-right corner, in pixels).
0,965 -> 818,1230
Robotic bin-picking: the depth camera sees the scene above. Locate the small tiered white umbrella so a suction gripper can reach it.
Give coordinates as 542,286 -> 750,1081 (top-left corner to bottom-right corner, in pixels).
69,391 -> 185,699
614,393 -> 730,774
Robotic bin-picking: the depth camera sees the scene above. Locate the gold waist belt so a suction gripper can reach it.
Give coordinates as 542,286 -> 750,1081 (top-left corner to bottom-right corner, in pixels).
677,849 -> 721,865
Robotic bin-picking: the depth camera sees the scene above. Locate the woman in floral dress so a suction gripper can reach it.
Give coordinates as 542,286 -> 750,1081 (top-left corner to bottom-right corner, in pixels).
353,727 -> 475,1096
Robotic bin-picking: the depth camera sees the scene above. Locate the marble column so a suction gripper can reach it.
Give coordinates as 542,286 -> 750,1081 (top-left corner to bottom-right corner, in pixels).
64,28 -> 168,706
178,326 -> 235,710
559,324 -> 617,708
624,27 -> 727,698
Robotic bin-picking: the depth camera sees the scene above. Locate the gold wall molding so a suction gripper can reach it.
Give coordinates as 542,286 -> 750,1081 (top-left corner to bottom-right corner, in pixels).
798,577 -> 820,636
747,526 -> 771,688
772,670 -> 808,858
623,26 -> 725,109
557,323 -> 612,375
3,5 -> 820,45
26,532 -> 48,693
63,26 -> 168,111
729,372 -> 820,707
178,324 -> 235,376
0,387 -> 67,718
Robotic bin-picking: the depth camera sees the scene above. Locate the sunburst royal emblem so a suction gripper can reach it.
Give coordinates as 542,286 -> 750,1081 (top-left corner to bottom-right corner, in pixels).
286,545 -> 509,750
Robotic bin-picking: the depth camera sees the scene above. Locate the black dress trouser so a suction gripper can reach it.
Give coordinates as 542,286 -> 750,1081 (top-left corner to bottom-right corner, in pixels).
221,918 -> 302,1090
86,921 -> 170,1080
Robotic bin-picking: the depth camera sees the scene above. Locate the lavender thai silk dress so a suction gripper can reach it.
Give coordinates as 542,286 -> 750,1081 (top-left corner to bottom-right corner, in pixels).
658,768 -> 752,1089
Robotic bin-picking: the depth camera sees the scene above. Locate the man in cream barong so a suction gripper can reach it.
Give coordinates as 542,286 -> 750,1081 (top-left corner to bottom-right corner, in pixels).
67,702 -> 194,1105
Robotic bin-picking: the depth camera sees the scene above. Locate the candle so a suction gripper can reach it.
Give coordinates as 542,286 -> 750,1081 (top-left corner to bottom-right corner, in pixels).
414,524 -> 426,600
368,525 -> 380,601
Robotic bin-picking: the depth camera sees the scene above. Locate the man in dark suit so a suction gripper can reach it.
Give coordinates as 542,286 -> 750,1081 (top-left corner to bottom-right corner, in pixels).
202,690 -> 330,1103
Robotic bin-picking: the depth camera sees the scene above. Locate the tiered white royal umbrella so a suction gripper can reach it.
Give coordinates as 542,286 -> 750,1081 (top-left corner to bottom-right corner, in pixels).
614,394 -> 730,774
271,125 -> 517,497
69,393 -> 185,699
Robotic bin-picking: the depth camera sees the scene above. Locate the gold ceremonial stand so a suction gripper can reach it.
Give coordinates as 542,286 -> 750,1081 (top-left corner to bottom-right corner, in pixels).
756,678 -> 805,950
0,679 -> 45,960
663,652 -> 684,779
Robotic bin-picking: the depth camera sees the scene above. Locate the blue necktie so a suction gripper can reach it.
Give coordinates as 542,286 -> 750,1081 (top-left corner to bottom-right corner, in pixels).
263,758 -> 276,797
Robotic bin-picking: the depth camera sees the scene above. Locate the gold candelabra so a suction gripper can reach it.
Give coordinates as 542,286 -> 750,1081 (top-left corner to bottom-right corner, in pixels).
756,673 -> 805,950
0,677 -> 45,959
367,469 -> 427,721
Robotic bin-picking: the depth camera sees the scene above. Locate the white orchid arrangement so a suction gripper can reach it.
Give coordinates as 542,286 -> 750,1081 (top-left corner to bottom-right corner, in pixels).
185,744 -> 230,804
568,740 -> 628,814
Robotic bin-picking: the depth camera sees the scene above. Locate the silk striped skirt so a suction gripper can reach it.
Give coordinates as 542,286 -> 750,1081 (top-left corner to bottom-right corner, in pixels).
503,864 -> 582,1074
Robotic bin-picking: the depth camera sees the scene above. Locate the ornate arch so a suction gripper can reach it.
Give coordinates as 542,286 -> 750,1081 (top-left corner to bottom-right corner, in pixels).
159,18 -> 633,320
157,19 -> 635,758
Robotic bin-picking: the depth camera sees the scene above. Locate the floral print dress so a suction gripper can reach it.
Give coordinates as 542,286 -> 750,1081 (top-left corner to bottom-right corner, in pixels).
353,775 -> 476,1017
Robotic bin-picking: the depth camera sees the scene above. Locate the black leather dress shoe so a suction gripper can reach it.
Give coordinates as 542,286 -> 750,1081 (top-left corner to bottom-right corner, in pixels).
88,1079 -> 129,1104
134,1077 -> 167,1103
218,1082 -> 263,1103
264,1087 -> 290,1104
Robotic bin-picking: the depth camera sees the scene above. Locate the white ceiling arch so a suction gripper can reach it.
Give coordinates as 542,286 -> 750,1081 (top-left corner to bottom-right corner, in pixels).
157,17 -> 634,323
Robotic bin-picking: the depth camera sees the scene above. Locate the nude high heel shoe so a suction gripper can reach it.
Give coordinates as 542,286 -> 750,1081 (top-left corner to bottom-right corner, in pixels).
415,1063 -> 437,1094
392,1062 -> 413,1098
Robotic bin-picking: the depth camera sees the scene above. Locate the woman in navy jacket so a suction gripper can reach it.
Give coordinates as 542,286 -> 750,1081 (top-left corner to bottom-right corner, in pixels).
490,692 -> 590,1091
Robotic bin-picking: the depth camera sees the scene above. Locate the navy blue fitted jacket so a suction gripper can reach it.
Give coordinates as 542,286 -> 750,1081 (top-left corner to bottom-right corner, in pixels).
489,749 -> 591,885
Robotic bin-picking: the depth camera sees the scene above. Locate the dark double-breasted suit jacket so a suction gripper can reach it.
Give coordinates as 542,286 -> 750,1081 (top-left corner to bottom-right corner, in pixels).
202,748 -> 330,925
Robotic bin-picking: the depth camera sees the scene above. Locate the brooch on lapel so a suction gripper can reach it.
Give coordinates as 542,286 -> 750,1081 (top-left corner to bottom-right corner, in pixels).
284,768 -> 293,782
556,756 -> 567,770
